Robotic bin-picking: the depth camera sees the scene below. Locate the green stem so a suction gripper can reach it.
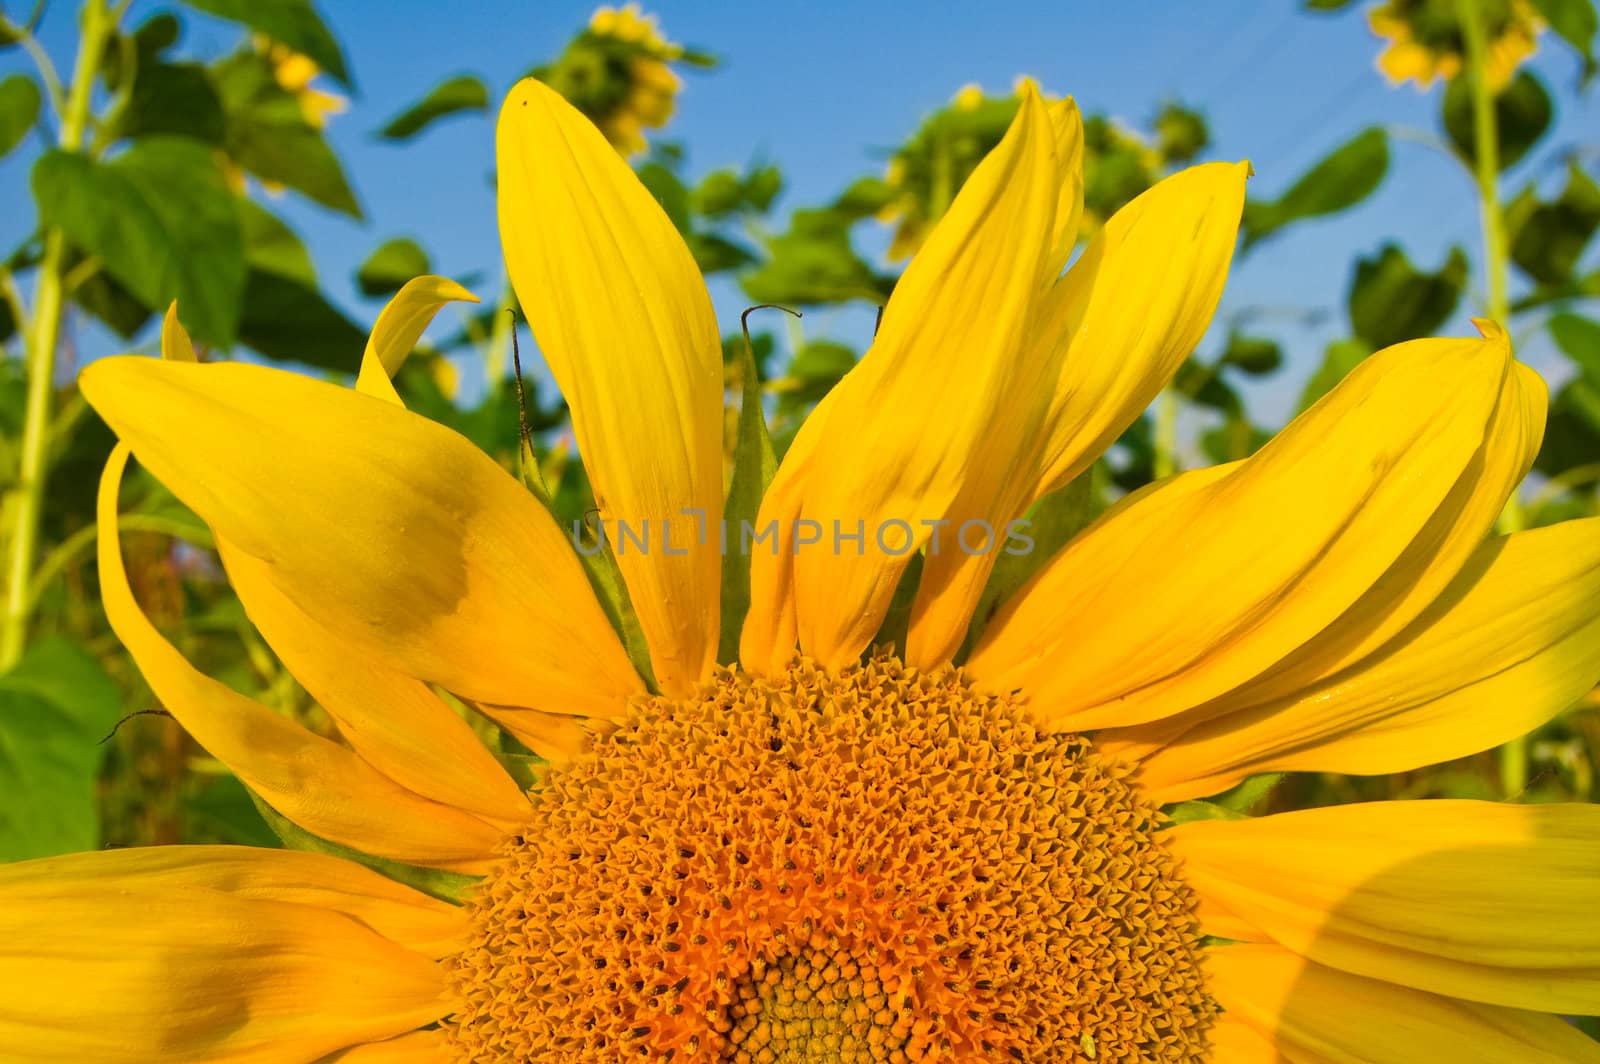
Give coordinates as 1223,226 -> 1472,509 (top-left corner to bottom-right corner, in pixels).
0,0 -> 115,671
1153,389 -> 1179,480
1458,0 -> 1529,796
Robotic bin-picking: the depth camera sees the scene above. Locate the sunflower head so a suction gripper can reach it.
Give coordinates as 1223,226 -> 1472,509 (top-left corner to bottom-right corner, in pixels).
1368,0 -> 1542,89
254,33 -> 347,129
446,654 -> 1212,1060
536,3 -> 698,156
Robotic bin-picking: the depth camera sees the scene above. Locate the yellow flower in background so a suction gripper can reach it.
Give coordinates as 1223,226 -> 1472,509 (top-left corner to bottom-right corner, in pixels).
537,2 -> 701,157
1370,0 -> 1542,88
4,78 -> 1600,1061
258,35 -> 348,129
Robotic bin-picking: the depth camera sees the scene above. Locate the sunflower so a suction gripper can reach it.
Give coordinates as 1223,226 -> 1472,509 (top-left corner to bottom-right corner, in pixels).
1368,0 -> 1542,89
6,78 -> 1600,1062
537,3 -> 690,157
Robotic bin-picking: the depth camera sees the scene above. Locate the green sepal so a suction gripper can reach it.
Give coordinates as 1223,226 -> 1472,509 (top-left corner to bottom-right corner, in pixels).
717,334 -> 778,663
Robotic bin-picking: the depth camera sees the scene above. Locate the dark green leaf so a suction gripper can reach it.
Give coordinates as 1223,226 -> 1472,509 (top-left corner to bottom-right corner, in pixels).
1536,378 -> 1600,476
70,254 -> 154,339
213,50 -> 361,217
0,73 -> 41,159
1200,416 -> 1271,463
1242,127 -> 1388,246
1550,312 -> 1600,384
1442,70 -> 1553,172
691,169 -> 743,217
355,236 -> 430,297
688,232 -> 756,274
179,0 -> 351,87
1508,163 -> 1600,286
0,637 -> 121,860
1154,101 -> 1209,165
112,62 -> 226,145
237,268 -> 365,371
1303,0 -> 1359,9
718,330 -> 778,663
831,176 -> 896,220
1218,332 -> 1283,375
33,138 -> 245,344
1299,337 -> 1374,412
1530,0 -> 1597,75
377,73 -> 488,141
1175,358 -> 1243,415
1348,243 -> 1468,349
742,164 -> 783,212
182,773 -> 279,846
239,198 -> 316,283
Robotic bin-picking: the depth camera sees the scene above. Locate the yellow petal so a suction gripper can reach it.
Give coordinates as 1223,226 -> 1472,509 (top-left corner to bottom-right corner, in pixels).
98,444 -> 508,871
1031,160 -> 1250,499
0,846 -> 449,1063
899,95 -> 1087,667
499,78 -> 722,696
354,275 -> 479,406
0,844 -> 469,956
967,332 -> 1507,731
160,301 -> 196,362
1193,343 -> 1547,715
1173,801 -> 1600,1014
80,357 -> 642,719
219,541 -> 532,828
1122,516 -> 1600,803
752,88 -> 1063,670
1203,1012 -> 1280,1063
1208,944 -> 1600,1063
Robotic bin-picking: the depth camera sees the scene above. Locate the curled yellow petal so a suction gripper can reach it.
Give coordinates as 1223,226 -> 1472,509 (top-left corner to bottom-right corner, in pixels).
80,356 -> 642,719
355,274 -> 479,406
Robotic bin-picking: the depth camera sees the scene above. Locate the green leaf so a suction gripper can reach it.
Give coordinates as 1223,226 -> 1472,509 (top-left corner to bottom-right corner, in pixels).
356,236 -> 430,297
636,161 -> 691,235
1212,772 -> 1284,812
831,176 -> 895,221
1218,332 -> 1283,375
0,73 -> 41,159
1507,162 -> 1600,286
1442,70 -> 1553,172
112,62 -> 226,145
247,789 -> 479,903
1242,127 -> 1389,246
691,169 -> 744,217
1535,378 -> 1600,476
33,138 -> 246,344
212,50 -> 361,217
718,330 -> 778,663
741,208 -> 893,306
1550,312 -> 1600,385
1303,0 -> 1359,9
182,773 -> 278,847
1165,800 -> 1246,825
0,637 -> 121,860
1347,243 -> 1468,349
239,197 -> 316,283
236,268 -> 365,371
377,73 -> 488,141
1530,0 -> 1597,76
179,0 -> 352,87
1175,358 -> 1244,416
70,256 -> 154,340
688,232 -> 757,274
1154,101 -> 1209,166
742,164 -> 783,212
1299,337 -> 1373,412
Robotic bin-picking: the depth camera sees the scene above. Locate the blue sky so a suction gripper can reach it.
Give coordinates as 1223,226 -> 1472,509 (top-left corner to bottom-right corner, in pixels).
5,0 -> 1597,424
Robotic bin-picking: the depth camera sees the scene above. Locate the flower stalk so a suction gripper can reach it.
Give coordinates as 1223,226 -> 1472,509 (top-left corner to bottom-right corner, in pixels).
0,0 -> 116,670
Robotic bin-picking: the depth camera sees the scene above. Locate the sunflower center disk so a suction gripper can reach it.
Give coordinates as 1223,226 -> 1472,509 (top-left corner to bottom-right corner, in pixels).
446,654 -> 1214,1062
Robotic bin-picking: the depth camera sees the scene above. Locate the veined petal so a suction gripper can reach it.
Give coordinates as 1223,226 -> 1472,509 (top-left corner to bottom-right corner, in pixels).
98,444 -> 508,871
967,333 -> 1506,731
0,845 -> 469,957
219,541 -> 531,828
1203,1012 -> 1280,1064
901,94 -> 1087,668
354,275 -> 479,406
1031,161 -> 1249,499
1194,339 -> 1547,715
1122,517 -> 1600,803
1207,944 -> 1600,1064
765,87 -> 1061,670
0,847 -> 449,1063
1173,801 -> 1600,1014
80,357 -> 642,719
499,78 -> 722,697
